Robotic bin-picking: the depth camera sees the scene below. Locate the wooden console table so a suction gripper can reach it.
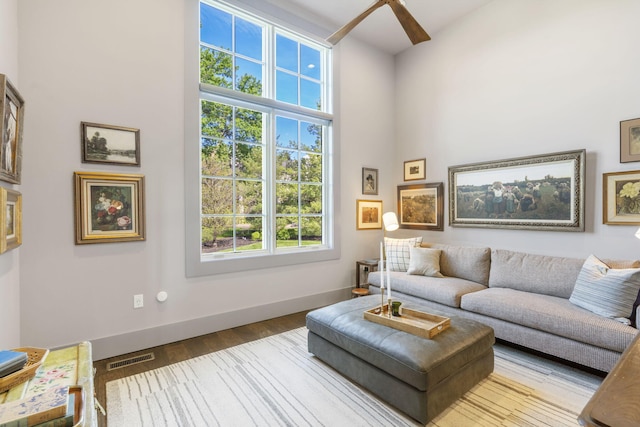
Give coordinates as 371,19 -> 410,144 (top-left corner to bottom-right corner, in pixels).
0,341 -> 97,427
579,332 -> 640,426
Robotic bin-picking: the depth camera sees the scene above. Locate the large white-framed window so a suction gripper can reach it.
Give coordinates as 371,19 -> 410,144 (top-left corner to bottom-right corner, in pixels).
186,0 -> 338,276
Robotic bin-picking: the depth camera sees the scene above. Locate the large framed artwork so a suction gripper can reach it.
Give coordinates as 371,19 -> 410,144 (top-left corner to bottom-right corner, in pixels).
0,75 -> 25,184
620,118 -> 640,163
356,199 -> 382,230
397,182 -> 444,231
0,187 -> 22,253
81,122 -> 141,166
448,149 -> 585,231
603,170 -> 640,225
74,172 -> 146,244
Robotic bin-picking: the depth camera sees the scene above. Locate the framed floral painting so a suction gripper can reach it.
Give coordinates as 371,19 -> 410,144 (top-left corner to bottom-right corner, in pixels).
74,171 -> 146,244
603,170 -> 640,225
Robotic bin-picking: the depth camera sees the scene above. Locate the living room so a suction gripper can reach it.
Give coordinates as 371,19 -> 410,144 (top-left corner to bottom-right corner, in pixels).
1,0 -> 639,412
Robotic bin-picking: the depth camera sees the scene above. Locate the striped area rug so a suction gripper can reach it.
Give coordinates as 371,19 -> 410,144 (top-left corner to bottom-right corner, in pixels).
106,327 -> 602,426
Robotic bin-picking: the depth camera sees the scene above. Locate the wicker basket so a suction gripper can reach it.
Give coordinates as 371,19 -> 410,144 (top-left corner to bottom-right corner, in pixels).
0,347 -> 49,394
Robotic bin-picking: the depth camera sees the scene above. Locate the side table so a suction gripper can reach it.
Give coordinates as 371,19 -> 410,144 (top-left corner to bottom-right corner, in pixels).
354,259 -> 379,297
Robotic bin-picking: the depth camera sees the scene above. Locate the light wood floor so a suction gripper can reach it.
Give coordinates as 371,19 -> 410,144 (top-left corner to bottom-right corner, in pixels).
93,310 -> 309,427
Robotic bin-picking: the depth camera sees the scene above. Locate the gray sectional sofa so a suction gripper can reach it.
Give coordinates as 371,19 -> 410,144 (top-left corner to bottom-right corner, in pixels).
367,242 -> 640,372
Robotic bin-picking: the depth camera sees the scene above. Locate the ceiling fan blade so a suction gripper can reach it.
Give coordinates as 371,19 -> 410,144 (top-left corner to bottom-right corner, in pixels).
387,0 -> 431,44
326,1 -> 385,45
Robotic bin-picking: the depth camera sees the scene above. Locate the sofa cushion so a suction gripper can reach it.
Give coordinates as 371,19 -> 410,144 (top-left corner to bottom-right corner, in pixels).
461,287 -> 637,353
569,255 -> 640,325
369,271 -> 486,308
407,247 -> 443,277
421,243 -> 491,285
488,249 -> 585,298
385,237 -> 423,272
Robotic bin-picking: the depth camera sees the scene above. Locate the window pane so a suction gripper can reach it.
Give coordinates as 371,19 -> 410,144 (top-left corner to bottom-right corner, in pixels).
202,216 -> 232,252
276,34 -> 297,72
202,178 -> 233,214
236,180 -> 262,214
300,78 -> 321,110
200,3 -> 231,50
235,57 -> 262,95
301,184 -> 322,214
276,116 -> 297,148
200,47 -> 233,88
300,44 -> 320,79
235,143 -> 262,179
301,216 -> 322,246
300,154 -> 322,183
300,121 -> 321,152
276,183 -> 299,214
201,138 -> 232,177
276,149 -> 299,181
201,100 -> 233,138
236,217 -> 263,252
234,107 -> 263,143
235,17 -> 262,60
276,217 -> 298,248
276,71 -> 298,104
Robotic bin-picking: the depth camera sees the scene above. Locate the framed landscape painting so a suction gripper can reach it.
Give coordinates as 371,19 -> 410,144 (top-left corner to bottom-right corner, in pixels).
356,199 -> 382,230
449,149 -> 585,231
397,182 -> 444,231
0,187 -> 22,253
620,118 -> 640,163
74,171 -> 146,244
404,158 -> 426,181
81,122 -> 140,166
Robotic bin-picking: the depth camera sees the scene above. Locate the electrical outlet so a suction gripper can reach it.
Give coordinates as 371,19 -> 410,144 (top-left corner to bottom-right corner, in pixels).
133,294 -> 144,309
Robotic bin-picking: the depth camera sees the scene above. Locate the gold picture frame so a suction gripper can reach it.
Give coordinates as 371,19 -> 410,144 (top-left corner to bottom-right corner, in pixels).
0,187 -> 22,253
0,74 -> 25,184
356,199 -> 382,230
603,170 -> 640,225
74,171 -> 146,244
81,121 -> 141,166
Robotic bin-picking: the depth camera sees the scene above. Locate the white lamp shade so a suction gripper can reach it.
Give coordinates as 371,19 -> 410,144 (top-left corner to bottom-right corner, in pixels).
635,227 -> 640,239
383,212 -> 399,231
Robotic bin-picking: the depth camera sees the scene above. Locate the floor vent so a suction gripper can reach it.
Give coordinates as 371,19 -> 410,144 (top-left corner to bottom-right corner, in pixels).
107,352 -> 155,371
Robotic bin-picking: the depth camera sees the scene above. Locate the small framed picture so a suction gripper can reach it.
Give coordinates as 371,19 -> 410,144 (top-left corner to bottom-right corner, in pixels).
362,167 -> 378,195
74,171 -> 146,244
0,74 -> 25,185
0,187 -> 22,253
81,122 -> 140,166
603,170 -> 640,225
404,158 -> 426,181
356,199 -> 382,230
620,118 -> 640,163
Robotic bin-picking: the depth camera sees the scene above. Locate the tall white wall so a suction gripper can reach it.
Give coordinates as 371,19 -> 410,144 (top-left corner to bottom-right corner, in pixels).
0,0 -> 20,349
17,0 -> 395,358
393,0 -> 640,259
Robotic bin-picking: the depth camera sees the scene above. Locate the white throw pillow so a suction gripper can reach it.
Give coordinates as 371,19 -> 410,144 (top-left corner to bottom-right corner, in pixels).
384,237 -> 423,272
569,254 -> 640,324
407,247 -> 444,277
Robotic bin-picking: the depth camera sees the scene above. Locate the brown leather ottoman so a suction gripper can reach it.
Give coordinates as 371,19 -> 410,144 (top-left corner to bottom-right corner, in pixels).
306,295 -> 495,424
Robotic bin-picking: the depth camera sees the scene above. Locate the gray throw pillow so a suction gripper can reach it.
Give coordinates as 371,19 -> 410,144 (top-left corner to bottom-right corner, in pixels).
569,255 -> 640,325
407,247 -> 444,277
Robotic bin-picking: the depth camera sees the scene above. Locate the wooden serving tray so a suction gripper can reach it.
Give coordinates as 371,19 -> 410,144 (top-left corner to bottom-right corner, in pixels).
364,305 -> 450,339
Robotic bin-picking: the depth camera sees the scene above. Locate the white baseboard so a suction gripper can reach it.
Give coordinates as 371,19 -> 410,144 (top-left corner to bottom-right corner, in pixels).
91,287 -> 351,360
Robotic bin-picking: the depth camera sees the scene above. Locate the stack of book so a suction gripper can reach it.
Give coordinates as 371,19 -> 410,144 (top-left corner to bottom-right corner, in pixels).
0,351 -> 27,378
0,385 -> 73,427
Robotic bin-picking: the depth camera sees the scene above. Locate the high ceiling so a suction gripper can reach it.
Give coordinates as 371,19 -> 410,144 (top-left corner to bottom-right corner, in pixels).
272,0 -> 494,55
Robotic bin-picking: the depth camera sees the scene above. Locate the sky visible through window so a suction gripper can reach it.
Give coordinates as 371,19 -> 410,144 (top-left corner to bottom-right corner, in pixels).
200,2 -> 322,110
